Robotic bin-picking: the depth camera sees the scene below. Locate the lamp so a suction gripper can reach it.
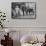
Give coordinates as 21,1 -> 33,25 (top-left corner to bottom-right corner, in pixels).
5,29 -> 10,33
5,29 -> 10,37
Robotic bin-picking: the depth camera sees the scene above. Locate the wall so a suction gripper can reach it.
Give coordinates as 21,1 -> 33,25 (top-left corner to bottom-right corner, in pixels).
0,0 -> 46,46
0,0 -> 46,27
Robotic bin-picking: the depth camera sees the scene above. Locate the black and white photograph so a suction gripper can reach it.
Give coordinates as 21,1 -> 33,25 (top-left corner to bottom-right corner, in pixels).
11,2 -> 36,19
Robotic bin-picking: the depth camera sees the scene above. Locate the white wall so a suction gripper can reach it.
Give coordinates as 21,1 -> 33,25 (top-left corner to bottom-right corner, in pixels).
0,0 -> 46,27
0,1 -> 46,46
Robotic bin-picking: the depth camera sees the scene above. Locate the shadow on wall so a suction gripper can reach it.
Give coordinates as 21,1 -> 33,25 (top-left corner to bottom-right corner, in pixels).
13,40 -> 21,46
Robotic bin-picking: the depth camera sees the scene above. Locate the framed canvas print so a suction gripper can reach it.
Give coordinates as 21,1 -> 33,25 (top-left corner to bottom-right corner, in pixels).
11,2 -> 36,19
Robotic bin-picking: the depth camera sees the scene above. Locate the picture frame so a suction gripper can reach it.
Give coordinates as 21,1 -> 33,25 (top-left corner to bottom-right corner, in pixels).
11,2 -> 36,19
